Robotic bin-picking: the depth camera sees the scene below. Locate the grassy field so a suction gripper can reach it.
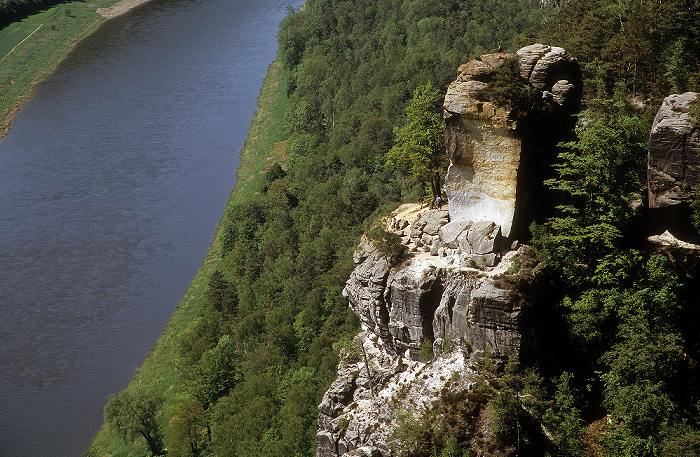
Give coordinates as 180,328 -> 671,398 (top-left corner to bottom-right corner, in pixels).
230,60 -> 291,205
0,8 -> 53,57
86,59 -> 291,456
0,0 -> 121,138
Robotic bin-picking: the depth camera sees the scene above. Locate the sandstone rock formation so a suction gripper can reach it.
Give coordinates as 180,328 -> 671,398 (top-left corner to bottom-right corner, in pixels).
317,206 -> 527,456
646,92 -> 700,239
317,334 -> 477,457
317,45 -> 582,457
648,92 -> 700,209
517,44 -> 582,110
443,44 -> 581,240
344,210 -> 522,358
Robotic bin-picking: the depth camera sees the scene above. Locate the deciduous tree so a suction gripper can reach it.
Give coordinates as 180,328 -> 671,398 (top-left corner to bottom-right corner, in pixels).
386,82 -> 448,202
103,386 -> 165,455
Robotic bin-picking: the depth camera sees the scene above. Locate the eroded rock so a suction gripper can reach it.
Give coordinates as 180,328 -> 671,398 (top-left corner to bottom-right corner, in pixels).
648,92 -> 700,209
444,45 -> 581,239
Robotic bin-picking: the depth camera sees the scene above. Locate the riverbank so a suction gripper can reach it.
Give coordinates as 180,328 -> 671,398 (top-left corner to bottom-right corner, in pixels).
97,0 -> 155,19
0,0 -> 156,140
86,58 -> 291,456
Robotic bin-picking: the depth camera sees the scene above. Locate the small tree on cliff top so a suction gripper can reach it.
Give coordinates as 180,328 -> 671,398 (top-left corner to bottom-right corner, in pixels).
386,82 -> 448,202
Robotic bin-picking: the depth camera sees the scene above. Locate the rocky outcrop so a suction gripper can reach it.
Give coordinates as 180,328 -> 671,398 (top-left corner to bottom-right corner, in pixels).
318,205 -> 528,456
344,208 -> 520,357
648,92 -> 700,208
317,333 -> 477,457
517,44 -> 582,110
443,44 -> 581,240
646,92 -> 700,239
317,45 -> 581,457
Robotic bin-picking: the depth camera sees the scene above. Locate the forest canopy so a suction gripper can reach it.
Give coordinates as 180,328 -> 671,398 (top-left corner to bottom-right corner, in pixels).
91,0 -> 700,454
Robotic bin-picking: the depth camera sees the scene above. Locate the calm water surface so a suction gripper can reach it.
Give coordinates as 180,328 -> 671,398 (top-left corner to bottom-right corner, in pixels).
0,0 -> 298,454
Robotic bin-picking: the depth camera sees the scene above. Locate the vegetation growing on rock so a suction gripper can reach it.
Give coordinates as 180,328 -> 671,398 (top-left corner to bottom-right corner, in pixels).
86,0 -> 700,455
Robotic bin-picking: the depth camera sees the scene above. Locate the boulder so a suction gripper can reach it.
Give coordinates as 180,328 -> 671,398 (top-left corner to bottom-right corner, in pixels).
421,210 -> 450,235
456,221 -> 502,255
439,219 -> 472,248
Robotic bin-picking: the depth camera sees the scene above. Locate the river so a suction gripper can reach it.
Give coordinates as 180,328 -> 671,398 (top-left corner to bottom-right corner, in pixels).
0,0 -> 298,454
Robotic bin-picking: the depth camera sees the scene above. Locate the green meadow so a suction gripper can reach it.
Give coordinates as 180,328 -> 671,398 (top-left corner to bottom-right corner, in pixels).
0,0 -> 120,138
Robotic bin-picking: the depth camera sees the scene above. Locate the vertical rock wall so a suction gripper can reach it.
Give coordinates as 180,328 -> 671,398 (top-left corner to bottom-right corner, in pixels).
317,44 -> 581,457
647,92 -> 700,239
443,45 -> 581,240
648,92 -> 700,208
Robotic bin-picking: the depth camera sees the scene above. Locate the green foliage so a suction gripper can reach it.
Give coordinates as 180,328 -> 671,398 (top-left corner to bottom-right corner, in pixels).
392,409 -> 432,457
432,435 -> 463,457
333,335 -> 363,364
419,338 -> 434,362
539,0 -> 700,98
538,100 -> 648,283
96,0 -> 700,454
262,162 -> 287,193
168,399 -> 207,457
544,372 -> 584,456
692,194 -> 700,234
367,223 -> 407,262
186,335 -> 242,408
476,57 -> 536,114
103,386 -> 166,455
442,334 -> 454,354
386,81 -> 448,201
0,0 -> 60,24
529,92 -> 697,456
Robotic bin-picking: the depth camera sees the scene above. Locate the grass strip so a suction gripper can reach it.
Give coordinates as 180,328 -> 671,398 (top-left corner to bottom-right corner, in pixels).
0,0 -> 123,139
86,59 -> 291,456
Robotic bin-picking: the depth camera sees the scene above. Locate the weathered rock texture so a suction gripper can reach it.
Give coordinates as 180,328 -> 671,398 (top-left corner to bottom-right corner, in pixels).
317,334 -> 477,457
345,214 -> 522,358
443,44 -> 581,240
646,92 -> 700,239
318,45 -> 581,457
318,206 -> 528,456
648,92 -> 700,208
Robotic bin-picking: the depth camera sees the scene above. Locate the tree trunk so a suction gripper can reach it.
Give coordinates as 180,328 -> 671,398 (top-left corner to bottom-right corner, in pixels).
430,172 -> 441,205
142,431 -> 163,456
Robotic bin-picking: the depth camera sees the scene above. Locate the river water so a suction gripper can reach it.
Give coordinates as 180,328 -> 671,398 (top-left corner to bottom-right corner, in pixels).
0,0 -> 298,454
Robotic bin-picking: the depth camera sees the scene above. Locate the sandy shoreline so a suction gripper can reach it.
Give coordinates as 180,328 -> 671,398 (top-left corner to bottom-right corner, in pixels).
97,0 -> 156,19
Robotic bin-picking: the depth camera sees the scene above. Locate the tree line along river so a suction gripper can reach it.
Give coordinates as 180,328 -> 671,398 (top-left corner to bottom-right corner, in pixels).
0,0 -> 298,454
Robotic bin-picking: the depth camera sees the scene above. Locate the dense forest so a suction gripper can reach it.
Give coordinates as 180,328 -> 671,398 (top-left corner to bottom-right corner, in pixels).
98,0 -> 700,455
0,0 -> 63,25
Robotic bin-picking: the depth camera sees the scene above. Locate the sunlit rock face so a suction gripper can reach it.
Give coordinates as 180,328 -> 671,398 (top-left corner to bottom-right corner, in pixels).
443,53 -> 521,238
443,45 -> 581,240
342,211 -> 522,361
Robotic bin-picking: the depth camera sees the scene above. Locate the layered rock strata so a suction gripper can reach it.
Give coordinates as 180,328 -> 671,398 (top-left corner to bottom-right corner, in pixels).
317,207 -> 526,456
443,44 -> 581,240
648,92 -> 700,209
345,209 -> 520,358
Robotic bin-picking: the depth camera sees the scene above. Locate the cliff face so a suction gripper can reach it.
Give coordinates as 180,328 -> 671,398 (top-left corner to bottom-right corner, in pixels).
343,210 -> 523,359
316,45 -> 581,457
317,207 -> 528,457
647,92 -> 700,238
444,44 -> 581,240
